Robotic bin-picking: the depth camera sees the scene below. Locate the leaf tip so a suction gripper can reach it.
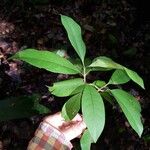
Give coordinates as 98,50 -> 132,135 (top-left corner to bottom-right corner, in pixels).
8,53 -> 19,60
141,82 -> 145,90
138,128 -> 143,138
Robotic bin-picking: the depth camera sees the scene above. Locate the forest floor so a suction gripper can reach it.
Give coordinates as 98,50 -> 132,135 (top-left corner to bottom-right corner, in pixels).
0,1 -> 150,149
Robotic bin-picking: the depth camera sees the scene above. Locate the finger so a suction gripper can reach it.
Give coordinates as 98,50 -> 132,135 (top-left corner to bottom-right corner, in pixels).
59,121 -> 80,130
62,121 -> 86,141
44,112 -> 66,128
72,114 -> 83,122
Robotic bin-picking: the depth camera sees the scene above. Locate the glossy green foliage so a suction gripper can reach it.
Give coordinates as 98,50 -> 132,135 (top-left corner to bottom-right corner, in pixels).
61,15 -> 86,63
82,85 -> 105,142
80,129 -> 93,150
48,78 -> 84,97
93,80 -> 106,88
89,56 -> 123,69
109,69 -> 130,85
12,49 -> 80,75
124,67 -> 145,89
89,56 -> 144,89
62,93 -> 82,120
10,15 -> 145,150
111,89 -> 143,137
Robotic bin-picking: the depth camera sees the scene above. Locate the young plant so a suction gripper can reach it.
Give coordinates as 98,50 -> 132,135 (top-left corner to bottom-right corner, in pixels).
11,15 -> 144,149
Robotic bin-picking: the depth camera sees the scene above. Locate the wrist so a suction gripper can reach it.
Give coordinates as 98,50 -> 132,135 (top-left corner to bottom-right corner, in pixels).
40,121 -> 73,149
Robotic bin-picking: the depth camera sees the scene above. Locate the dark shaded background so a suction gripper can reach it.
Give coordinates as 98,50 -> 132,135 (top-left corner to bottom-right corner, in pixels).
0,0 -> 149,149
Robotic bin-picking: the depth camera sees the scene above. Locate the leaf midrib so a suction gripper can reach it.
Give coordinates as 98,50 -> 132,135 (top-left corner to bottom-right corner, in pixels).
68,21 -> 83,59
117,97 -> 141,134
20,56 -> 79,73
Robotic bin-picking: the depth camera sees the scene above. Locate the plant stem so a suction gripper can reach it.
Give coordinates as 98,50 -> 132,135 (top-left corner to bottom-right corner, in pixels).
89,83 -> 109,92
98,83 -> 109,92
83,65 -> 86,83
82,60 -> 87,83
89,83 -> 102,91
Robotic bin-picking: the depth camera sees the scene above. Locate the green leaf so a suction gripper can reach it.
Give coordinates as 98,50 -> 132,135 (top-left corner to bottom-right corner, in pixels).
11,49 -> 80,75
101,91 -> 115,105
68,58 -> 83,72
61,15 -> 86,63
82,85 -> 105,142
80,129 -> 93,150
89,56 -> 144,89
109,69 -> 130,85
89,56 -> 123,70
62,93 -> 81,121
70,84 -> 85,95
124,67 -> 145,89
93,80 -> 106,88
0,95 -> 50,121
111,89 -> 143,137
48,78 -> 84,97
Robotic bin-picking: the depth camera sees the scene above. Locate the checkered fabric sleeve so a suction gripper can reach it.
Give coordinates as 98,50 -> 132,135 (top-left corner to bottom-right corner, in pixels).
27,121 -> 73,150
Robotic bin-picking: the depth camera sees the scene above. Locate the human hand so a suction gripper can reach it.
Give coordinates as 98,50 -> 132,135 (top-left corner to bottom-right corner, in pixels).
44,112 -> 86,141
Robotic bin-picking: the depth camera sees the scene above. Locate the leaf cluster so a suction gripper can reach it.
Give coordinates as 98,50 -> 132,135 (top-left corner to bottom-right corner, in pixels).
11,15 -> 144,149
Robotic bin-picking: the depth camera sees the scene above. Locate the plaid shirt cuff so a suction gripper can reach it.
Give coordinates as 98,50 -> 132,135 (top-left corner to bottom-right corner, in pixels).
27,121 -> 73,150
